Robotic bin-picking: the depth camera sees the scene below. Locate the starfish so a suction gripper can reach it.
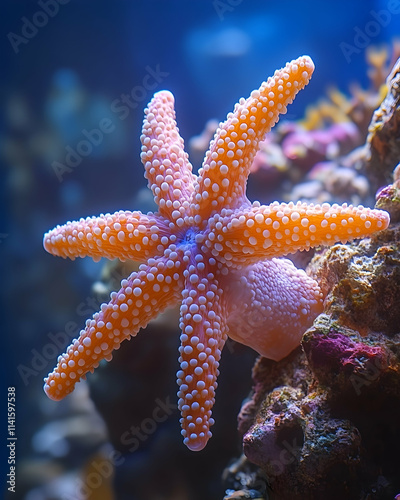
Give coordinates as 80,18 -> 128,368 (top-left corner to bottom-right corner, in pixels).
43,56 -> 390,451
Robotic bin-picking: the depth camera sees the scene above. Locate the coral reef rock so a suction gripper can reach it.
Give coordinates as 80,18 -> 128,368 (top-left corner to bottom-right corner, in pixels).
375,164 -> 400,223
366,57 -> 400,191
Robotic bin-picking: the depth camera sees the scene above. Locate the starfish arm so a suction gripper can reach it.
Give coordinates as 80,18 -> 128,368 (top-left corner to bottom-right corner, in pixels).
43,210 -> 176,262
141,90 -> 196,221
176,255 -> 228,451
205,201 -> 390,266
192,56 -> 314,220
225,258 -> 323,361
44,251 -> 185,400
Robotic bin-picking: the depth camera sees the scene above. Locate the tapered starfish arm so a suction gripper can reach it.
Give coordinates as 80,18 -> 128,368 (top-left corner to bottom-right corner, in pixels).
176,254 -> 228,451
225,259 -> 323,361
204,201 -> 390,266
43,210 -> 176,262
192,56 -> 314,220
44,251 -> 185,400
141,90 -> 196,221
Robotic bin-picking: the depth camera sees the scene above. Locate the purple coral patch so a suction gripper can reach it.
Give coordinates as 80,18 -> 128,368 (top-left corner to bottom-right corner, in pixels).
303,330 -> 388,387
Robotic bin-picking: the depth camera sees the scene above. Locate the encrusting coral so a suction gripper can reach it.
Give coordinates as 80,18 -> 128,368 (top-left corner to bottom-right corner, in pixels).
42,55 -> 389,452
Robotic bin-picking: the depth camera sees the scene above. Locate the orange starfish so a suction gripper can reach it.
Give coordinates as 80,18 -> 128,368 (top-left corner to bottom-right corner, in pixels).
43,56 -> 389,451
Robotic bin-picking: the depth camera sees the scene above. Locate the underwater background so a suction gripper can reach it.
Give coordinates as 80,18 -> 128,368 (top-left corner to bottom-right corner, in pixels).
1,0 -> 400,499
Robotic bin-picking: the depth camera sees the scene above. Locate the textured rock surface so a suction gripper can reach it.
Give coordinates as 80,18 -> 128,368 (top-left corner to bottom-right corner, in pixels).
375,165 -> 400,223
365,57 -> 400,190
316,223 -> 400,336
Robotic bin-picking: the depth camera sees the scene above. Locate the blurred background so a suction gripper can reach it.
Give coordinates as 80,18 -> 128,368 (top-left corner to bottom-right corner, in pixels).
1,1 -> 399,499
